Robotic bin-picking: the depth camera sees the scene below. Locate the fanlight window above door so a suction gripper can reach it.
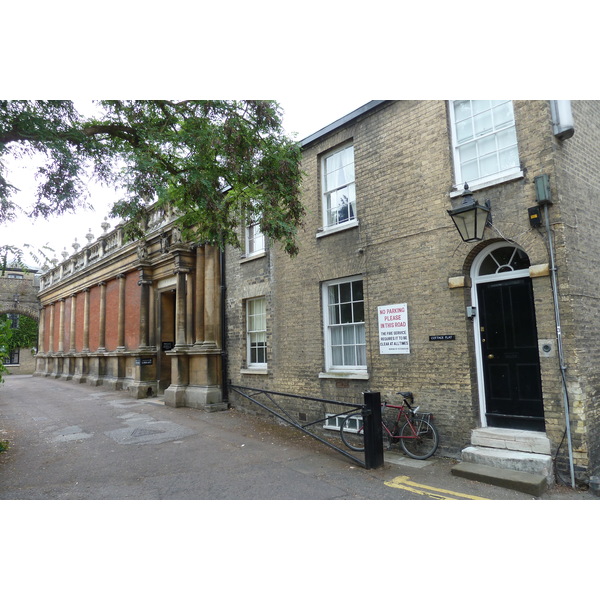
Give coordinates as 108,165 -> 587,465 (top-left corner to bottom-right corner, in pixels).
478,246 -> 530,276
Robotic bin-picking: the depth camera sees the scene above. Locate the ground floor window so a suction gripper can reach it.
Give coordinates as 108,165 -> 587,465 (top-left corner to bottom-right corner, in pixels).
324,413 -> 363,431
322,277 -> 366,372
3,349 -> 20,365
246,297 -> 267,367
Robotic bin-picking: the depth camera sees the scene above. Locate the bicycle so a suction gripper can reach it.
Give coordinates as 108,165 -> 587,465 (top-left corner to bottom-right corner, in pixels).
339,392 -> 439,460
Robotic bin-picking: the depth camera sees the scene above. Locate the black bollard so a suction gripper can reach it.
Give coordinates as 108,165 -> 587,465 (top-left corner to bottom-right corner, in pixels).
362,391 -> 384,469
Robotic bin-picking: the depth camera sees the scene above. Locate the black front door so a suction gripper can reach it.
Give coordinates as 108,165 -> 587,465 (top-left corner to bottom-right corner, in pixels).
477,277 -> 545,431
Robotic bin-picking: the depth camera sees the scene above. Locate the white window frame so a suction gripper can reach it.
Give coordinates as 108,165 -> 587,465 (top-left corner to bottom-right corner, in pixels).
243,199 -> 266,259
245,219 -> 265,258
321,144 -> 357,232
323,413 -> 363,432
321,276 -> 367,378
246,296 -> 267,369
449,100 -> 523,193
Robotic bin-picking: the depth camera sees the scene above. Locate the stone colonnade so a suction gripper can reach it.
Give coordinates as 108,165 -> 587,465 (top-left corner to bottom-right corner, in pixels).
35,235 -> 225,411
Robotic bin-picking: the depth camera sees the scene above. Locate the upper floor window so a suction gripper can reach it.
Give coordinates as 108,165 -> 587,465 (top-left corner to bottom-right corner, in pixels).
245,219 -> 265,257
450,100 -> 520,188
7,273 -> 23,279
322,277 -> 366,372
322,144 -> 356,229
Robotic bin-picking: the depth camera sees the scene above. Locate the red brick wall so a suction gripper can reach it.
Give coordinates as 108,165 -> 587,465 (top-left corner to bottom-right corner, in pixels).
88,286 -> 100,351
105,279 -> 119,351
75,291 -> 85,351
124,272 -> 141,350
63,299 -> 71,350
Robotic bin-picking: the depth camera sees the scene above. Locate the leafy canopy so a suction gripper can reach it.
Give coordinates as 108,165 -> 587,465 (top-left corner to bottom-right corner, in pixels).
0,100 -> 304,255
0,314 -> 38,354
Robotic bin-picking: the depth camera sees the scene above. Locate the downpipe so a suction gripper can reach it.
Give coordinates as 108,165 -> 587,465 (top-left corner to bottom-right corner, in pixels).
220,248 -> 229,405
543,203 -> 575,488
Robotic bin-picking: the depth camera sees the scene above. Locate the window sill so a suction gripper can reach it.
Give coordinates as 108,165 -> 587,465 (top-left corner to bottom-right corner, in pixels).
240,368 -> 268,375
450,170 -> 524,197
316,220 -> 359,239
240,251 -> 267,263
319,371 -> 369,380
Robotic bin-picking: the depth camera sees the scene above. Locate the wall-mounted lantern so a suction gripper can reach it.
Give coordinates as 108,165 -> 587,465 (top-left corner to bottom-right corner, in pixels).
447,183 -> 492,242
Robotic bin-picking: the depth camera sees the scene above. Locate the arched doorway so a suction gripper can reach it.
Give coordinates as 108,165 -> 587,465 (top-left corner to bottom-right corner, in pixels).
470,242 -> 545,431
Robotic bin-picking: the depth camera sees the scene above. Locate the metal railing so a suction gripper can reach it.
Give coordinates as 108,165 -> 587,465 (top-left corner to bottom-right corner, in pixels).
229,385 -> 384,469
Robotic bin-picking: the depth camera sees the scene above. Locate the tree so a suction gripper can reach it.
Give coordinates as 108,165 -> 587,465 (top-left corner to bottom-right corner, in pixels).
0,313 -> 38,355
0,100 -> 305,255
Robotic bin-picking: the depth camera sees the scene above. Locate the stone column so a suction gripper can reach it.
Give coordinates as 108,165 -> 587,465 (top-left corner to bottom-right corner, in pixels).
58,299 -> 66,353
174,268 -> 189,348
38,306 -> 46,354
98,282 -> 107,351
138,269 -> 152,348
117,274 -> 126,350
48,302 -> 55,354
148,282 -> 156,348
69,294 -> 77,352
82,288 -> 90,352
203,245 -> 219,347
186,269 -> 194,345
194,245 -> 205,344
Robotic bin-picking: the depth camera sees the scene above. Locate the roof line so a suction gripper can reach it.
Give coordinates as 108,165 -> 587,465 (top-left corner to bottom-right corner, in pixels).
299,101 -> 391,148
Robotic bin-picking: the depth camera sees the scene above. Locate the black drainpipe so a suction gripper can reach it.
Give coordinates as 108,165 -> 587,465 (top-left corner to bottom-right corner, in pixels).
220,248 -> 229,404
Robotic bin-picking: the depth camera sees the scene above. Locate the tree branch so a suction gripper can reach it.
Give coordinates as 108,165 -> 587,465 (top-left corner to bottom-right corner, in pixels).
82,123 -> 141,146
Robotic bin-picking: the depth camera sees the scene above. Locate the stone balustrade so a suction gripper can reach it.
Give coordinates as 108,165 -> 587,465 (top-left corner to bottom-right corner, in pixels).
39,205 -> 177,292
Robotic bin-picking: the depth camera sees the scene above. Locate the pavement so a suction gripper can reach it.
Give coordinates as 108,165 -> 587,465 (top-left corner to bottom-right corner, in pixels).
0,374 -> 596,501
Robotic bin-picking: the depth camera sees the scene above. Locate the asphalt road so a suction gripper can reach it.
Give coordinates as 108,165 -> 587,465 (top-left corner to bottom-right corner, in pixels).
0,375 -> 593,501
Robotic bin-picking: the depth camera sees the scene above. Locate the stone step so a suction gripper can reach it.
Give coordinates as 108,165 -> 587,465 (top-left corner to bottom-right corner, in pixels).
461,445 -> 554,484
451,462 -> 548,497
471,427 -> 551,454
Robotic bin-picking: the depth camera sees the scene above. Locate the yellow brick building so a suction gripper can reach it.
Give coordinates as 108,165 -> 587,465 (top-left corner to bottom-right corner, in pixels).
225,100 -> 600,486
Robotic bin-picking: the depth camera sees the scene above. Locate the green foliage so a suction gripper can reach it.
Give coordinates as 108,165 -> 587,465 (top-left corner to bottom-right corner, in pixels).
0,314 -> 38,353
0,318 -> 13,383
1,100 -> 305,255
0,100 -> 95,221
0,439 -> 8,452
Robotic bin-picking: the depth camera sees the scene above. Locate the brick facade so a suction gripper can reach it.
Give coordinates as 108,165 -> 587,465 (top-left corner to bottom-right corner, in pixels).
35,212 -> 226,410
26,100 -> 600,483
0,266 -> 40,374
225,100 -> 600,482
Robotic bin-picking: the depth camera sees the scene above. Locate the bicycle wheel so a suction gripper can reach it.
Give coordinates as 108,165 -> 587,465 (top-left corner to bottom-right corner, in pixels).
399,418 -> 439,459
340,413 -> 365,451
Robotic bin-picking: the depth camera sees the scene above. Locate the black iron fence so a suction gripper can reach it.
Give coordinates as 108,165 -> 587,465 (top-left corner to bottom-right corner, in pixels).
229,385 -> 384,469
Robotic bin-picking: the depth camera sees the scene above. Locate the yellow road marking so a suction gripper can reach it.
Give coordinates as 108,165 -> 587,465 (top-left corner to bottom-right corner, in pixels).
384,475 -> 490,500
